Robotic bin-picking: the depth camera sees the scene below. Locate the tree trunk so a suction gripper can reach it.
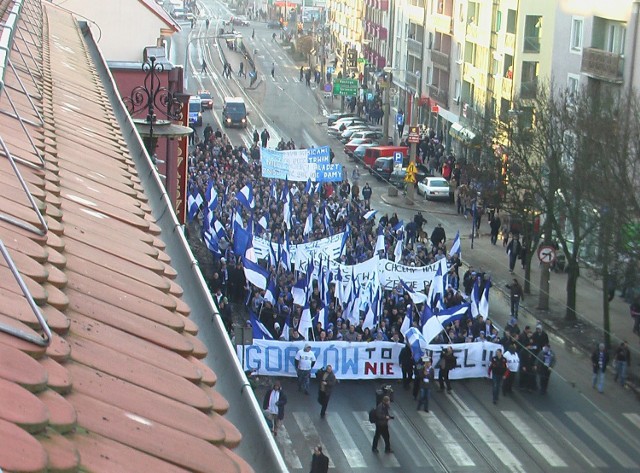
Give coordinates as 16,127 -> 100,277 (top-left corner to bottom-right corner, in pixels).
524,254 -> 532,294
602,270 -> 611,349
565,261 -> 579,321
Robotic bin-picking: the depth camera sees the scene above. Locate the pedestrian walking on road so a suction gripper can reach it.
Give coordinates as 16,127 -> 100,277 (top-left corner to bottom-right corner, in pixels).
536,344 -> 556,394
362,183 -> 372,208
503,344 -> 520,396
310,445 -> 329,473
399,343 -> 414,389
295,344 -> 316,394
371,395 -> 394,454
489,348 -> 508,404
317,365 -> 337,418
591,343 -> 609,393
260,128 -> 270,148
613,341 -> 631,387
506,236 -> 522,273
201,60 -> 207,73
262,381 -> 287,436
506,278 -> 524,318
438,346 -> 456,393
416,359 -> 434,412
300,66 -> 304,82
271,62 -> 275,79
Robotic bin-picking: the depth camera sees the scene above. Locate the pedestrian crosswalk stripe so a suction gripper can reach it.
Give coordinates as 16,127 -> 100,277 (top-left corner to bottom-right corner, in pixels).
292,412 -> 335,468
417,411 -> 475,466
623,413 -> 640,431
566,412 -> 638,469
535,411 -> 606,469
501,411 -> 567,467
277,425 -> 303,470
602,412 -> 640,454
448,392 -> 526,473
391,412 -> 436,468
352,411 -> 400,468
325,413 -> 367,468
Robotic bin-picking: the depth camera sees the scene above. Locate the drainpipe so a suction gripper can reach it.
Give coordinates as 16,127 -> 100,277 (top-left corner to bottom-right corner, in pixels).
627,1 -> 640,97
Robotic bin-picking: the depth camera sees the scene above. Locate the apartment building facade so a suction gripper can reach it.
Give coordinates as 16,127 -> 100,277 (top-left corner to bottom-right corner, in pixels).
551,0 -> 640,101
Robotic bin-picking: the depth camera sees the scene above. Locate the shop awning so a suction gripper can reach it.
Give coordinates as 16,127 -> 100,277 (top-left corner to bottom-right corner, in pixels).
449,122 -> 480,145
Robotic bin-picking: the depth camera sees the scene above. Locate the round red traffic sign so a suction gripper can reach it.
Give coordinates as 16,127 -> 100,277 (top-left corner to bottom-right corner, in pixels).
537,245 -> 556,264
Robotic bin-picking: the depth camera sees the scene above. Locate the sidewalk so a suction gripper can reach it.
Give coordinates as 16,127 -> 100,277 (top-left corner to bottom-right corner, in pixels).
380,192 -> 640,397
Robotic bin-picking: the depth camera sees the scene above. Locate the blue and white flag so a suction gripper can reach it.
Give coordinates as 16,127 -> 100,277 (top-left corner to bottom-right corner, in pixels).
236,183 -> 255,210
280,233 -> 290,270
257,214 -> 269,231
304,178 -> 312,194
187,186 -> 203,222
363,209 -> 378,220
400,280 -> 428,305
471,278 -> 481,318
303,208 -> 313,236
323,206 -> 333,236
298,300 -> 314,340
243,258 -> 269,290
250,311 -> 273,340
420,303 -> 433,329
241,151 -> 250,164
422,303 -> 470,343
427,262 -> 445,310
400,313 -> 411,336
233,222 -> 252,257
264,278 -> 278,305
339,223 -> 351,257
449,230 -> 461,257
374,225 -> 385,255
205,179 -> 218,213
394,233 -> 403,262
281,312 -> 291,341
479,280 -> 491,318
292,277 -> 307,306
392,220 -> 404,233
233,206 -> 244,230
283,189 -> 292,230
405,327 -> 429,362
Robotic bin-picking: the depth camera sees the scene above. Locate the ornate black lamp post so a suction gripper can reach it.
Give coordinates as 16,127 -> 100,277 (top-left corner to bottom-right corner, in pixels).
123,55 -> 192,158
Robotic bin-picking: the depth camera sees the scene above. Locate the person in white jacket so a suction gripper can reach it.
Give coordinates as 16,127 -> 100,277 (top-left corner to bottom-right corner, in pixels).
503,344 -> 520,396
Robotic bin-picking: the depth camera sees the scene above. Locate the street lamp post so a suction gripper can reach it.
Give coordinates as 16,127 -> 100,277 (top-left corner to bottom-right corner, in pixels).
382,66 -> 393,145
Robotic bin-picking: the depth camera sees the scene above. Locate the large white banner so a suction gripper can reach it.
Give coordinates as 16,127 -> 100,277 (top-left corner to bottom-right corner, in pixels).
237,340 -> 502,380
253,233 -> 345,265
378,257 -> 447,291
260,146 -> 342,182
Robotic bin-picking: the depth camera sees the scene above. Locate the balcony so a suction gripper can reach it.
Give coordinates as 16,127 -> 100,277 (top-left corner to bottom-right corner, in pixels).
430,49 -> 450,71
520,80 -> 538,99
433,13 -> 452,35
407,38 -> 423,57
523,36 -> 541,53
581,47 -> 624,83
428,84 -> 449,106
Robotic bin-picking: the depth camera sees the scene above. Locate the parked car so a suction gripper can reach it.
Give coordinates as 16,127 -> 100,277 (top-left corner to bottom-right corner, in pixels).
349,130 -> 384,142
353,143 -> 377,161
417,176 -> 452,200
390,167 -> 428,188
267,20 -> 282,29
198,90 -> 213,109
327,117 -> 368,136
372,157 -> 395,181
225,16 -> 249,26
326,112 -> 357,126
344,138 -> 377,156
339,126 -> 371,143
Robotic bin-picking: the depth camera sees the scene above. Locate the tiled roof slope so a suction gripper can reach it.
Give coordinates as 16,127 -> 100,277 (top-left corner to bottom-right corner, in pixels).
0,1 -> 254,472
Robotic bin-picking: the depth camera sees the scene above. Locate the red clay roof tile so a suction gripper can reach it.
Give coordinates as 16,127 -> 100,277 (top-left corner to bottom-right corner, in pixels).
0,419 -> 48,473
0,343 -> 48,389
39,357 -> 72,394
38,429 -> 81,472
0,378 -> 49,433
37,390 -> 77,434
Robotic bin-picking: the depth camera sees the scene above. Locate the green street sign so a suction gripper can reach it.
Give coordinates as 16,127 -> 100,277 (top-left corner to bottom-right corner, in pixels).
333,78 -> 358,97
357,58 -> 369,64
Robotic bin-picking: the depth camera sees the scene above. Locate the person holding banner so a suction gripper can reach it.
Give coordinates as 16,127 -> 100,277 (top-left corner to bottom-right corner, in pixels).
438,346 -> 456,393
488,349 -> 508,404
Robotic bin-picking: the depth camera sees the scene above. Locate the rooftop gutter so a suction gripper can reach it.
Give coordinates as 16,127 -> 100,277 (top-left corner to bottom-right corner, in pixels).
79,21 -> 288,473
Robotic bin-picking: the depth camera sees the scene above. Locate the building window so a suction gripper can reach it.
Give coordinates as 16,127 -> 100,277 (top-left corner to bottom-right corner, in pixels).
520,61 -> 539,99
456,42 -> 462,63
523,15 -> 542,53
606,23 -> 626,54
506,9 -> 516,34
567,73 -> 580,100
495,10 -> 502,32
467,1 -> 479,25
454,79 -> 460,101
570,17 -> 583,53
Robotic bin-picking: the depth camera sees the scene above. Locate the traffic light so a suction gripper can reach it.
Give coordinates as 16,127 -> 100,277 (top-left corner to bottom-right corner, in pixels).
347,48 -> 358,68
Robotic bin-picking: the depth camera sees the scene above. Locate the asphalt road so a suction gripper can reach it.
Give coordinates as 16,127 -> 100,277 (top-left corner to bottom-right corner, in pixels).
176,3 -> 640,472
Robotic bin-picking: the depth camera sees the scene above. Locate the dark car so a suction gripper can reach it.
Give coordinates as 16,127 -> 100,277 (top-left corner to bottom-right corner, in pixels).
198,90 -> 213,109
326,112 -> 357,126
225,17 -> 249,26
267,20 -> 282,29
372,157 -> 394,181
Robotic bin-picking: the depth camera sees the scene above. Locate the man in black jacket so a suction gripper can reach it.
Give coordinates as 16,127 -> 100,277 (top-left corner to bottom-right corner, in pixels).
438,347 -> 456,393
310,446 -> 329,473
489,349 -> 508,404
317,365 -> 337,418
399,343 -> 414,389
372,396 -> 393,453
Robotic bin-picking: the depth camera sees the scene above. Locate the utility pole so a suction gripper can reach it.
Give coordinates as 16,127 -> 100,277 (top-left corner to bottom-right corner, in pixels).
340,42 -> 349,112
405,126 -> 419,205
382,71 -> 392,144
